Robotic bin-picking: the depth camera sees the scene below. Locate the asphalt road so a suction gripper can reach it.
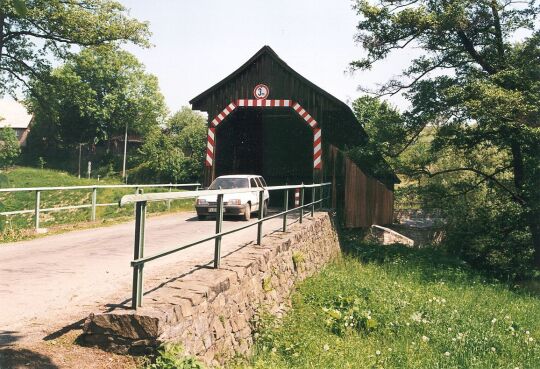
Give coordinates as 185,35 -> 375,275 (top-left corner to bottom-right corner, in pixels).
0,210 -> 304,345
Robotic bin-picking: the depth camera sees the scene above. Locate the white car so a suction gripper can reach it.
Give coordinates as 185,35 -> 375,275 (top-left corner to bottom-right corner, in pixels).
195,175 -> 270,221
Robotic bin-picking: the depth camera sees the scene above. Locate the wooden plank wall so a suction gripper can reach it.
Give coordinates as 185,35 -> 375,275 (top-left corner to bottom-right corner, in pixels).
329,145 -> 394,228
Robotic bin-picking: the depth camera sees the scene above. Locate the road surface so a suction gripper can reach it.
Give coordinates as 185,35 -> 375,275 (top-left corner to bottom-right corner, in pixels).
0,210 -> 305,345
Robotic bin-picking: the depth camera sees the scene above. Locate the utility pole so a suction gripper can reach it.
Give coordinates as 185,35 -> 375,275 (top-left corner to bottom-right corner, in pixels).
78,143 -> 82,179
122,122 -> 128,183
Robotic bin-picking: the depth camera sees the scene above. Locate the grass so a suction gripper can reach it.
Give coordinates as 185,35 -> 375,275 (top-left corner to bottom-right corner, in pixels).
0,167 -> 195,242
230,233 -> 540,369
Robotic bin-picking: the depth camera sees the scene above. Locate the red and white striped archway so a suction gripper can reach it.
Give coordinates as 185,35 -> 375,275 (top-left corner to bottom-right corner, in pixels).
206,99 -> 322,170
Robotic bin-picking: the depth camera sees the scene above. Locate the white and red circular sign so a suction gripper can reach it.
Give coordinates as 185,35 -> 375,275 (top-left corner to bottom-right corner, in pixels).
253,84 -> 270,100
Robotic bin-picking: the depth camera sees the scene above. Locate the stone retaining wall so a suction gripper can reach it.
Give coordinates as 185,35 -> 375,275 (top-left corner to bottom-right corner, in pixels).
82,213 -> 340,366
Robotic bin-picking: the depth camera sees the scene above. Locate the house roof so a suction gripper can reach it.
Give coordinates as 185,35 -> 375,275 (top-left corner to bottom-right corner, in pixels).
0,98 -> 32,129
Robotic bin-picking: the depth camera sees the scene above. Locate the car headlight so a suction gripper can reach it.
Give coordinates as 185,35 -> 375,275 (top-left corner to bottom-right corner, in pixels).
227,199 -> 241,205
196,199 -> 208,205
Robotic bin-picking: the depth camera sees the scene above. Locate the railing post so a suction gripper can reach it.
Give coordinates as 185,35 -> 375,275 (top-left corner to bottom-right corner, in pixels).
214,193 -> 224,268
300,184 -> 304,224
283,188 -> 289,232
91,187 -> 97,221
257,189 -> 264,245
34,190 -> 40,231
319,184 -> 324,210
167,184 -> 172,211
311,186 -> 315,217
132,201 -> 147,309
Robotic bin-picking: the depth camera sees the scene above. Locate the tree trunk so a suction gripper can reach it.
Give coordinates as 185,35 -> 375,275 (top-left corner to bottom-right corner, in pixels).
531,215 -> 540,268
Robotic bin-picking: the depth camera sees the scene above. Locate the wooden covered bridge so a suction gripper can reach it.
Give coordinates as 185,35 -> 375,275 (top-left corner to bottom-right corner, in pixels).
190,46 -> 399,227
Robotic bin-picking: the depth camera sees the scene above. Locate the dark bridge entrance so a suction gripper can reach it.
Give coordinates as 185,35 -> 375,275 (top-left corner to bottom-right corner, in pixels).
215,108 -> 313,187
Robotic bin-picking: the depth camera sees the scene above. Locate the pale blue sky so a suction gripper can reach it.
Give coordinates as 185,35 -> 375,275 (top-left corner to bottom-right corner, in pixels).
120,0 -> 414,114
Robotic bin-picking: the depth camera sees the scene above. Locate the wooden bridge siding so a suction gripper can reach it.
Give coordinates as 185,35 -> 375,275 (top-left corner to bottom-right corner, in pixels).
329,145 -> 394,228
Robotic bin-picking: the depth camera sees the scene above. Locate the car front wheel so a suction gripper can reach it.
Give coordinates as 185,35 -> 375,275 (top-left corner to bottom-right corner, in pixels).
242,203 -> 251,221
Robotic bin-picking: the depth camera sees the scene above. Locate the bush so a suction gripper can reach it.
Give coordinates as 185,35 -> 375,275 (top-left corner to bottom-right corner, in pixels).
0,127 -> 21,168
442,195 -> 534,280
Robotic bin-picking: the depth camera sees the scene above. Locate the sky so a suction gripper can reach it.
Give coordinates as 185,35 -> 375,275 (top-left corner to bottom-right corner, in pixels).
119,0 -> 416,114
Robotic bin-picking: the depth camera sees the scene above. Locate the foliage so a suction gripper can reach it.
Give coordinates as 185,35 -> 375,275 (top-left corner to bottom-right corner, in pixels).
0,0 -> 149,96
137,107 -> 206,183
24,45 -> 167,168
0,127 -> 20,168
352,0 -> 540,267
235,237 -> 540,369
323,294 -> 378,336
146,344 -> 205,369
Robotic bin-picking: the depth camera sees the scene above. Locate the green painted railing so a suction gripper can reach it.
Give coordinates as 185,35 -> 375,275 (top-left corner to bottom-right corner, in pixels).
120,182 -> 332,309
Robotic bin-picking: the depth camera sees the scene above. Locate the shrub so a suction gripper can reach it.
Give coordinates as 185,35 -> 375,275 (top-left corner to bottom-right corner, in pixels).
0,127 -> 21,168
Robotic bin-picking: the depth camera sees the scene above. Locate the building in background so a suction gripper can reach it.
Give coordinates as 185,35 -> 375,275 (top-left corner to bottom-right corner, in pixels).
0,98 -> 33,146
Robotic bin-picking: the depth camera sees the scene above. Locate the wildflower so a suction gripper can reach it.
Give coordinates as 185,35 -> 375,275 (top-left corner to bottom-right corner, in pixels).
448,328 -> 452,332
444,351 -> 451,357
526,331 -> 530,335
491,318 -> 497,324
422,336 -> 430,343
491,347 -> 496,352
323,344 -> 330,351
504,315 -> 510,320
271,347 -> 277,353
376,350 -> 381,355
528,337 -> 534,342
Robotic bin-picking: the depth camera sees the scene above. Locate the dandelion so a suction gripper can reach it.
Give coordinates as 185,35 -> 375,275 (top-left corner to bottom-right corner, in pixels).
444,351 -> 451,357
376,350 -> 381,355
422,335 -> 430,343
323,344 -> 330,351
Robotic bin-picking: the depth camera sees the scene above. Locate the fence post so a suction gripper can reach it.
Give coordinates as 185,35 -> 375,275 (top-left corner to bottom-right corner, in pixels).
34,190 -> 41,231
91,187 -> 97,221
283,188 -> 289,232
132,200 -> 147,309
257,189 -> 264,245
167,184 -> 172,211
214,193 -> 224,268
319,184 -> 324,210
300,184 -> 304,224
311,186 -> 315,217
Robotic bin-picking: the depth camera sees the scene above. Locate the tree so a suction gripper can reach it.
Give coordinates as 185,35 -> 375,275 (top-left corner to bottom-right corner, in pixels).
25,45 -> 167,163
352,1 -> 540,267
0,0 -> 149,96
0,126 -> 20,168
137,107 -> 207,183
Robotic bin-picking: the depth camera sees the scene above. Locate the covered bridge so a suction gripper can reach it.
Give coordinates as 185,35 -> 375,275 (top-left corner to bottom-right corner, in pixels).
190,46 -> 399,227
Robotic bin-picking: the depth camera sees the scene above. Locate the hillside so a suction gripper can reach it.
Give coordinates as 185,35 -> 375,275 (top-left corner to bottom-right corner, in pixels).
0,167 -> 193,242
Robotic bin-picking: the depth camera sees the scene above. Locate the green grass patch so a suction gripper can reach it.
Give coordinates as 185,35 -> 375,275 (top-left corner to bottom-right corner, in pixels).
0,167 -> 195,242
233,235 -> 540,369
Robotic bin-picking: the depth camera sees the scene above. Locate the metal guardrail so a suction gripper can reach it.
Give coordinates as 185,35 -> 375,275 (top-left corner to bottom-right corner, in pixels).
0,183 -> 200,230
120,182 -> 332,309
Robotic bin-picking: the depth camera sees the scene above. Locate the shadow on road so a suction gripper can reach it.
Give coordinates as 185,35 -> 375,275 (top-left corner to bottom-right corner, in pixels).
0,330 -> 21,346
0,348 -> 59,369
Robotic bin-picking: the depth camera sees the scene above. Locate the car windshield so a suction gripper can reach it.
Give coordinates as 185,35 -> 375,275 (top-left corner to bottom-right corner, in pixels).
208,177 -> 249,190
